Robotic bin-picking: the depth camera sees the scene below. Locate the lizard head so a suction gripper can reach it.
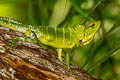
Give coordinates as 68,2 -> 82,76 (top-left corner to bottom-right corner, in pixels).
78,21 -> 101,46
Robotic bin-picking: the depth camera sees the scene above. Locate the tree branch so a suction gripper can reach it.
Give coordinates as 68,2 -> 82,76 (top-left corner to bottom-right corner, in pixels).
0,25 -> 101,80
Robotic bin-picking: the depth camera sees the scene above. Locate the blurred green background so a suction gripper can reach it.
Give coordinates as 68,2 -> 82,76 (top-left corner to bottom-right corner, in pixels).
0,0 -> 120,80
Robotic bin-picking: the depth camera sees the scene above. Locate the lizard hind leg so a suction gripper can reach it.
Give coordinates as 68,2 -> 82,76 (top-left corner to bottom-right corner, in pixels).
10,38 -> 19,48
10,37 -> 38,48
10,30 -> 39,48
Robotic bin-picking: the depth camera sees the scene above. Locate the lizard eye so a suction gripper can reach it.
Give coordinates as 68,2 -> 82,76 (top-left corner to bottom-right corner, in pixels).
79,39 -> 82,44
88,22 -> 95,27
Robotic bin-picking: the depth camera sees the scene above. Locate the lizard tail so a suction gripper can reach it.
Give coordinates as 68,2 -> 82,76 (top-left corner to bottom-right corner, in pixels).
0,16 -> 28,33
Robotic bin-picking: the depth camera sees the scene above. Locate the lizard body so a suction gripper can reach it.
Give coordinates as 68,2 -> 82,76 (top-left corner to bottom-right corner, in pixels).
0,17 -> 101,70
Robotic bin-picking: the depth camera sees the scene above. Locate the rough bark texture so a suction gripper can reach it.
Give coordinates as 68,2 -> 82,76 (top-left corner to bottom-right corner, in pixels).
0,26 -> 101,80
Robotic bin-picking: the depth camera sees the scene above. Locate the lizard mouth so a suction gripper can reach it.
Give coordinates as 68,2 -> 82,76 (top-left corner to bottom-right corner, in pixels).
79,38 -> 92,46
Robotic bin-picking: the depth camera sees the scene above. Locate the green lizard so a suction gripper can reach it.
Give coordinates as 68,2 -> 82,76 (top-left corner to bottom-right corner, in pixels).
0,16 -> 101,71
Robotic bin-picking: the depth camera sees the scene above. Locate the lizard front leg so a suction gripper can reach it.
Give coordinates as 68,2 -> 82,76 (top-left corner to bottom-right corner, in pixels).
57,48 -> 63,61
66,45 -> 77,71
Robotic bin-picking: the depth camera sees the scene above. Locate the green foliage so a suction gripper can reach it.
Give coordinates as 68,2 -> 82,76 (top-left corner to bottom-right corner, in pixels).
0,0 -> 120,80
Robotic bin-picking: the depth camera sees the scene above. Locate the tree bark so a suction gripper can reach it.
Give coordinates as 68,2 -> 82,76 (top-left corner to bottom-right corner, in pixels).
0,26 -> 101,80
